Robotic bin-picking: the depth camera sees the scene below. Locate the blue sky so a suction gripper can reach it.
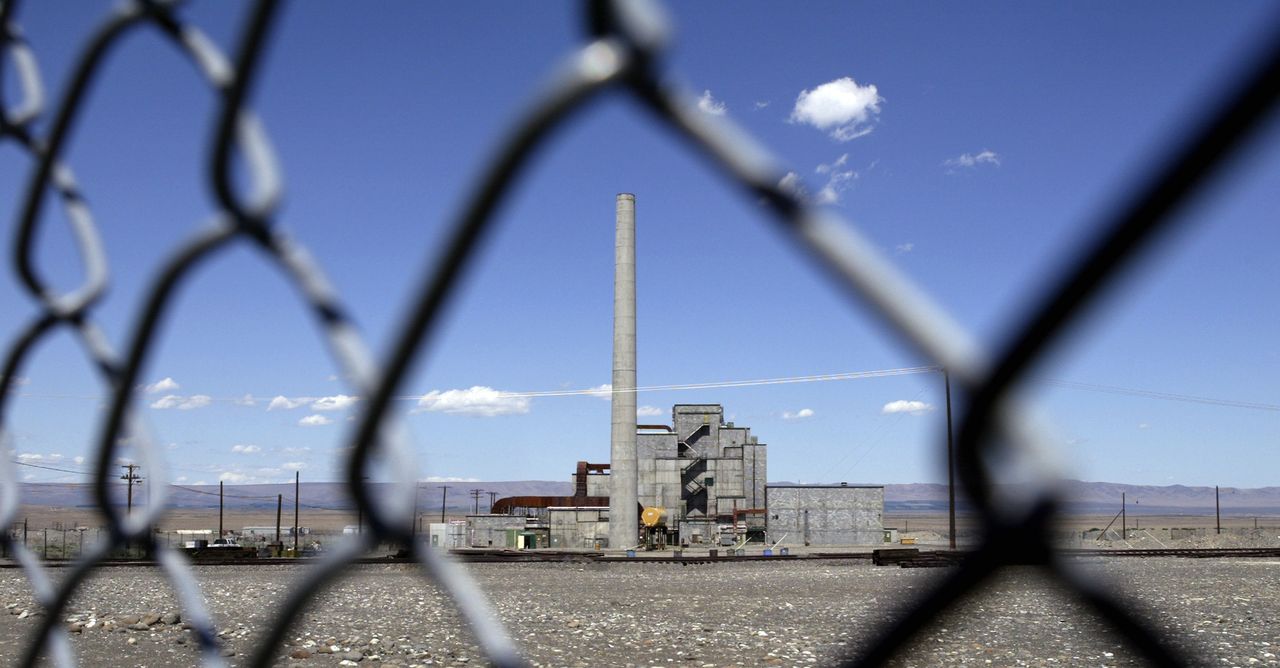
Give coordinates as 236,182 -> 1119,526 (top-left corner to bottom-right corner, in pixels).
2,2 -> 1278,490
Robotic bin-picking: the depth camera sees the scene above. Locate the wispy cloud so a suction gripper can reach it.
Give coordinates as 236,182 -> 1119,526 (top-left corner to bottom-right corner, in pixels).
814,153 -> 857,204
753,100 -> 770,110
697,89 -> 727,116
895,242 -> 915,255
415,386 -> 530,417
586,384 -> 612,400
231,444 -> 261,454
298,414 -> 332,427
283,461 -> 306,470
637,406 -> 663,417
144,377 -> 179,394
233,394 -> 257,407
150,394 -> 212,410
944,149 -> 1000,170
782,408 -> 815,421
882,400 -> 934,415
16,452 -> 43,462
781,154 -> 859,206
421,476 -> 480,483
311,394 -> 357,412
790,77 -> 883,141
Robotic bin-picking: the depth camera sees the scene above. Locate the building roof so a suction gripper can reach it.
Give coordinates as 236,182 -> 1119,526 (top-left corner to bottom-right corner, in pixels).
766,483 -> 884,489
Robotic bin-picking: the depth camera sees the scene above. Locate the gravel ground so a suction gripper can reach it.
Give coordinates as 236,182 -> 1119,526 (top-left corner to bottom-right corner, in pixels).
2,557 -> 1278,667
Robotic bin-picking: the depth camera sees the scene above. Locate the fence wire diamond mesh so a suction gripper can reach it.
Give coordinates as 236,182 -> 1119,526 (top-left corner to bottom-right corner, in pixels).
2,1 -> 1278,666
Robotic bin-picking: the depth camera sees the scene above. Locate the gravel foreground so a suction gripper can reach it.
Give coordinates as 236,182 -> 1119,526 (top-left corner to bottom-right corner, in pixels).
2,558 -> 1278,667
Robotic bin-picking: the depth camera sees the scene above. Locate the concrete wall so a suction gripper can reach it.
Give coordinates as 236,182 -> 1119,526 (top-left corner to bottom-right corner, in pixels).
766,485 -> 884,546
427,522 -> 467,549
549,507 -> 610,549
467,515 -> 525,548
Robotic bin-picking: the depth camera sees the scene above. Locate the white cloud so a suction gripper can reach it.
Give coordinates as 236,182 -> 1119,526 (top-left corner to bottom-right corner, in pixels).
182,395 -> 212,410
415,386 -> 530,417
233,394 -> 256,407
298,414 -> 332,427
778,171 -> 806,199
944,149 -> 1000,170
753,100 -> 770,110
814,153 -> 848,174
149,394 -> 212,410
311,394 -> 357,412
882,400 -> 935,415
782,408 -> 815,421
16,452 -> 42,462
283,461 -> 306,470
895,242 -> 915,255
231,444 -> 261,454
46,453 -> 63,461
696,89 -> 727,116
73,456 -> 84,465
421,476 -> 480,483
219,472 -> 248,483
1138,422 -> 1150,430
267,395 -> 308,411
145,377 -> 179,394
790,77 -> 883,141
637,406 -> 663,418
586,384 -> 613,400
282,446 -> 311,454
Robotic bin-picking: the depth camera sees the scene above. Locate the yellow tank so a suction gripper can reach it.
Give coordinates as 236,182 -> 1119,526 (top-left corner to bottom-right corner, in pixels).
641,506 -> 667,528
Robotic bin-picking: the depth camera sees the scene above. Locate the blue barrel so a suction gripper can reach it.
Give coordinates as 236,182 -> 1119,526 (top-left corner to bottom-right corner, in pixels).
625,549 -> 636,558
763,548 -> 773,556
780,547 -> 790,556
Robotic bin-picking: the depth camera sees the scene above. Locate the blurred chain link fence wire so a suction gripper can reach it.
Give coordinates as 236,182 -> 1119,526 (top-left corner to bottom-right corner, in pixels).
1,0 -> 1278,666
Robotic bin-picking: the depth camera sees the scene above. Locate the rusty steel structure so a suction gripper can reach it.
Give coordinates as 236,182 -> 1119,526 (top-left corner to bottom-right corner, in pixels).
1,0 -> 1279,667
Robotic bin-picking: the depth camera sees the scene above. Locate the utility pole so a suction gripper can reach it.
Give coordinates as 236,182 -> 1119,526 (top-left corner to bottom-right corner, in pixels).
1121,492 -> 1126,539
487,491 -> 498,514
944,369 -> 956,551
219,481 -> 224,537
1215,485 -> 1221,535
275,494 -> 283,544
120,464 -> 143,515
439,486 -> 450,523
294,471 -> 300,555
470,488 -> 484,515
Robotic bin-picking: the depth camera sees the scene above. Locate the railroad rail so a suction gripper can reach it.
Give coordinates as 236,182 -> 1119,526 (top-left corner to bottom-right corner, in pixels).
7,546 -> 1280,569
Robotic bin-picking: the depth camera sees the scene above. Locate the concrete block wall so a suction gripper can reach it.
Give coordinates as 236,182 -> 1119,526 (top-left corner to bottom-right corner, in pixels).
548,507 -> 610,549
765,485 -> 884,546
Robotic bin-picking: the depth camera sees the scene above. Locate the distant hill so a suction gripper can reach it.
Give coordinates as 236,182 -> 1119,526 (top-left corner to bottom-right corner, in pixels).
15,479 -> 1280,515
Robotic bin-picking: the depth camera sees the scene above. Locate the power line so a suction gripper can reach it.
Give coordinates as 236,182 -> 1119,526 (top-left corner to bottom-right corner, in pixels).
9,366 -> 1279,413
1040,378 -> 1280,412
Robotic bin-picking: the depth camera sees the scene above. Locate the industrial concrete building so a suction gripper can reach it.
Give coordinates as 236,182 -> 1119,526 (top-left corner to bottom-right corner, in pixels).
765,483 -> 884,546
583,403 -> 767,545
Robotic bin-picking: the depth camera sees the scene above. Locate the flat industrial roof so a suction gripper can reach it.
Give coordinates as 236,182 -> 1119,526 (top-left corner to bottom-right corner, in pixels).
766,483 -> 884,489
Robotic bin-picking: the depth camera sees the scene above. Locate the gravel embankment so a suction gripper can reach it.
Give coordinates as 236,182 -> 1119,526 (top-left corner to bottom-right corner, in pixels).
2,558 -> 1278,666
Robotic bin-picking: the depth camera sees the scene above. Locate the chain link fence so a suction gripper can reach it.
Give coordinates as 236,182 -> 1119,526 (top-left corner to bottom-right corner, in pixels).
2,1 -> 1279,666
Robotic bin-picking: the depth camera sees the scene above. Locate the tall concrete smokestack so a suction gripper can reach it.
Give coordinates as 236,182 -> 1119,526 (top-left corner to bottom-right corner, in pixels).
609,193 -> 638,550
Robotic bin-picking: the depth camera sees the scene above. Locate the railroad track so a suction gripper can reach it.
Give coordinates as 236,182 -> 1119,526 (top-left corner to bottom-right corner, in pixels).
6,546 -> 1280,568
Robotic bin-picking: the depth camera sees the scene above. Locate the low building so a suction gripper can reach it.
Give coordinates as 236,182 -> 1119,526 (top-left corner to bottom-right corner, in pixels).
766,483 -> 884,546
427,521 -> 467,549
467,514 -> 525,548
